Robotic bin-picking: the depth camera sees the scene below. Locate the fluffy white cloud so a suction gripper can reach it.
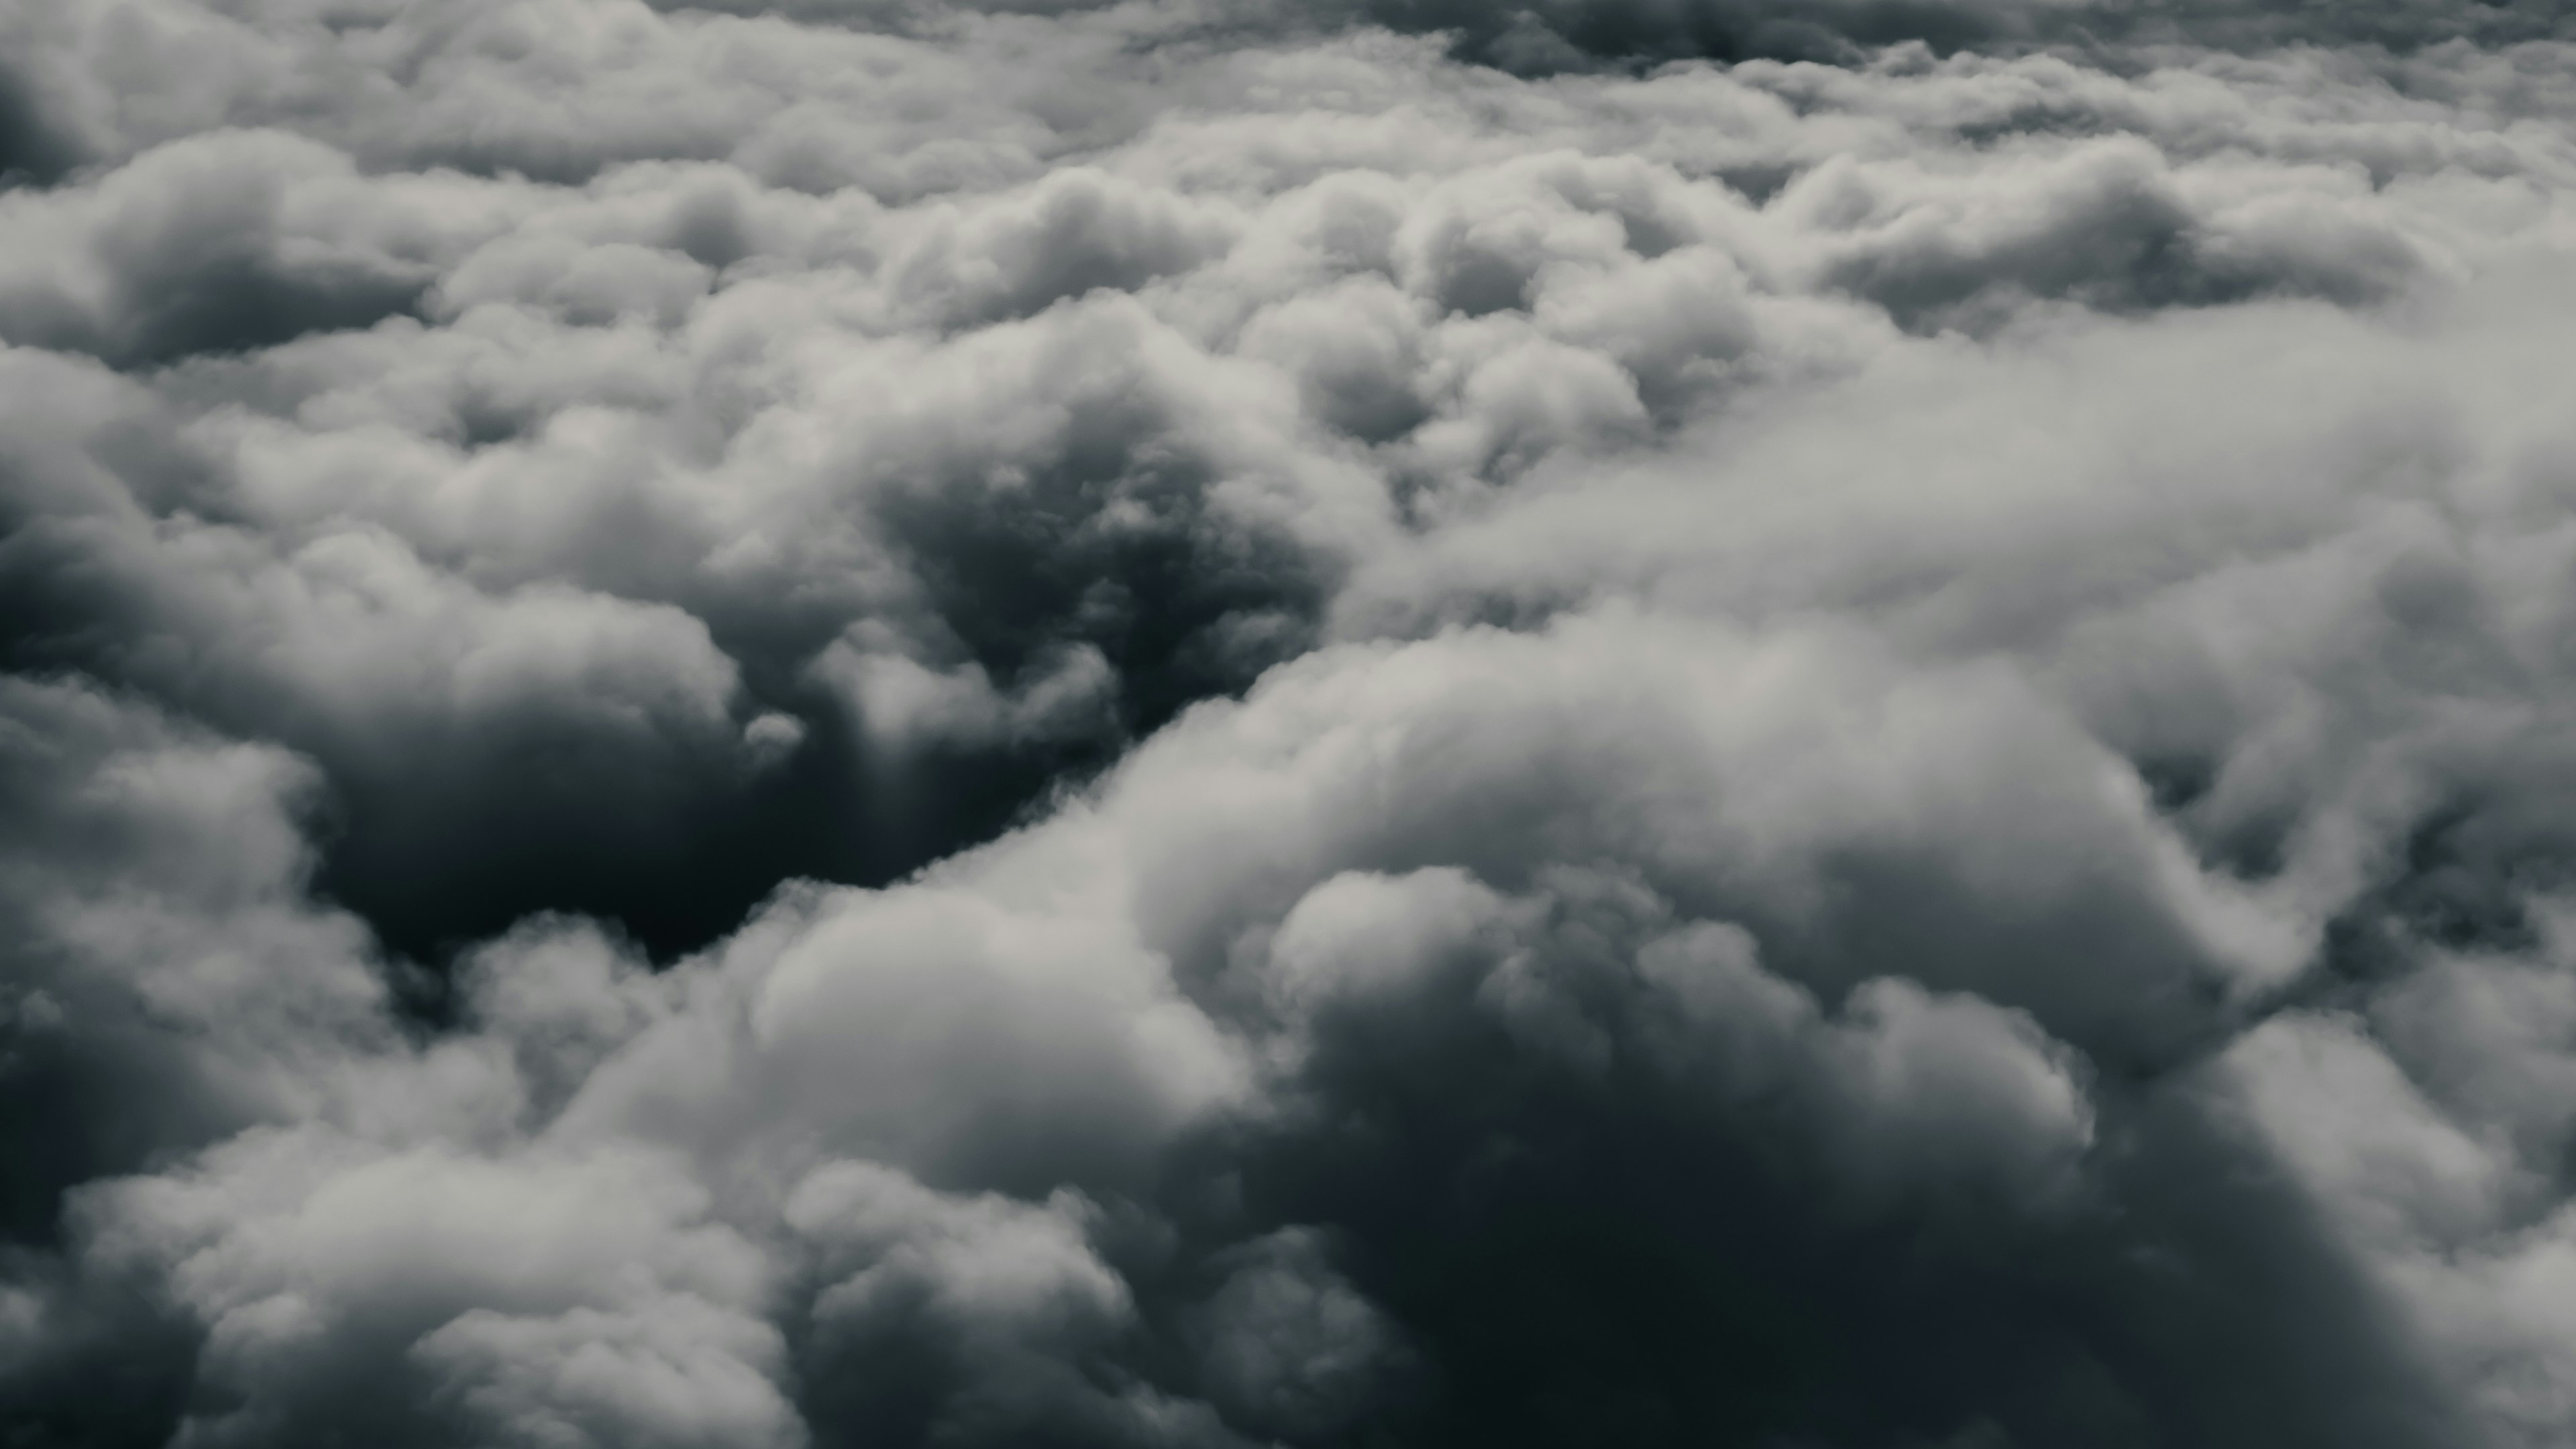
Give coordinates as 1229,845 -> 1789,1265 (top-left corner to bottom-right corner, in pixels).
5,3 -> 2575,1447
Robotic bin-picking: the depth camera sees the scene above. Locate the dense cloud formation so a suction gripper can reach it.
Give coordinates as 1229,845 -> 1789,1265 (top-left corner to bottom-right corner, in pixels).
1338,0 -> 2576,69
3,1 -> 2576,1446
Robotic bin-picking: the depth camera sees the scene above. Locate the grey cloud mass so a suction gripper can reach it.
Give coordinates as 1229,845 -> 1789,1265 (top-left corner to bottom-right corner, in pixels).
3,2 -> 2575,1448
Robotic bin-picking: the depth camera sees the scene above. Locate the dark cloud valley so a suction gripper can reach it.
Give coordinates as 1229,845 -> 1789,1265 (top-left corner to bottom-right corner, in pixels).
3,3 -> 2576,1448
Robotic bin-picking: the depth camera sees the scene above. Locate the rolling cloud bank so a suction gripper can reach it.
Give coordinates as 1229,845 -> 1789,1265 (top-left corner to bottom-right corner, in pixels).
4,1 -> 2576,1446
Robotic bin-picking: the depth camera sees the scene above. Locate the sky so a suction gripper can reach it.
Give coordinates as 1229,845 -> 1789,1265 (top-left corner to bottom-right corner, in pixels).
3,1 -> 2575,1446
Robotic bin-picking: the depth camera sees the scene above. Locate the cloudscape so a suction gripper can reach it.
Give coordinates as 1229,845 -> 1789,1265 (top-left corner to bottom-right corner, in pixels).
3,1 -> 2575,1445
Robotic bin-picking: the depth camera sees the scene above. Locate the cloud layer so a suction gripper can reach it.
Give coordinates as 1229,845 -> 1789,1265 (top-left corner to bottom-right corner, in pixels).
3,2 -> 2575,1447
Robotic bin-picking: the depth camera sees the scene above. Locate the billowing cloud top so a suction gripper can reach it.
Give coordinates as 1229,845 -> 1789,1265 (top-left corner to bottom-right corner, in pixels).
3,2 -> 2575,1447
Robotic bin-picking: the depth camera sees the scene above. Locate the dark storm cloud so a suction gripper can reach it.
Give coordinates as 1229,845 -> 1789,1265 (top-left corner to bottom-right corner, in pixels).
4,1 -> 2576,1448
1334,0 -> 2576,72
622,0 -> 2576,70
0,62 -> 79,189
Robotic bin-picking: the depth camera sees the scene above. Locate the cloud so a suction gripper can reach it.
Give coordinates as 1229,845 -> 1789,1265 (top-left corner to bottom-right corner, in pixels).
0,678 -> 390,1238
3,2 -> 2575,1447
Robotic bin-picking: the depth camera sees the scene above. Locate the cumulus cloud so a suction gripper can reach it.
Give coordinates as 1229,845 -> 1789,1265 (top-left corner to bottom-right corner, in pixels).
3,1 -> 2575,1447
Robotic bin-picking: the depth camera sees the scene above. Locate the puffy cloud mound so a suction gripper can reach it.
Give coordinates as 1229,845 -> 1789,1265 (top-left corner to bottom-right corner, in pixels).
4,1 -> 2576,1447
